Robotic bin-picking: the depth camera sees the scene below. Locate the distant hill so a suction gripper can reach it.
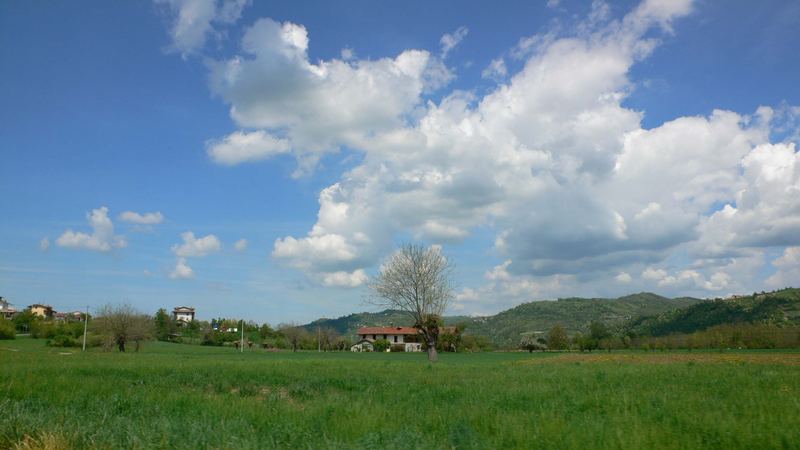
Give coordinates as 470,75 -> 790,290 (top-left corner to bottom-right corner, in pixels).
302,292 -> 701,347
624,288 -> 800,337
302,310 -> 416,338
463,293 -> 701,348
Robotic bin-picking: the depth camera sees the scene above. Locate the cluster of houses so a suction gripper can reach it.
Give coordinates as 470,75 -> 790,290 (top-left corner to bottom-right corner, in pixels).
0,297 -> 84,322
0,297 -> 198,327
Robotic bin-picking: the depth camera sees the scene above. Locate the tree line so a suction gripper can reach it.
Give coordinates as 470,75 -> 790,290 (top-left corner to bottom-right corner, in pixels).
520,321 -> 800,352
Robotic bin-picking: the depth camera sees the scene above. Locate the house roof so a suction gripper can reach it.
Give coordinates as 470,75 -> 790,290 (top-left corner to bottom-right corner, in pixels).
357,326 -> 459,335
173,306 -> 195,312
357,326 -> 419,335
28,304 -> 53,309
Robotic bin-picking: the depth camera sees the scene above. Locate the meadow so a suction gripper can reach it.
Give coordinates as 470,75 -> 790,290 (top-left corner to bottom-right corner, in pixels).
1,338 -> 799,449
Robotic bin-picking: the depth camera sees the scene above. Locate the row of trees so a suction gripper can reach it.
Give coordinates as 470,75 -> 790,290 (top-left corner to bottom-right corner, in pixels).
521,322 -> 800,352
13,304 -> 151,351
153,308 -> 358,352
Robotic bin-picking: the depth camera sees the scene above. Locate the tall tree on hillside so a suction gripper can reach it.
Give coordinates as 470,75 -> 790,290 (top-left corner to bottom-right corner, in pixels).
369,243 -> 454,362
93,304 -> 153,352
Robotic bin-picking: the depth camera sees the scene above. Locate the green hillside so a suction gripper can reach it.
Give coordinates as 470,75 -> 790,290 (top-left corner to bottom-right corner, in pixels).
303,292 -> 701,347
624,288 -> 800,337
302,310 -> 416,338
463,293 -> 701,348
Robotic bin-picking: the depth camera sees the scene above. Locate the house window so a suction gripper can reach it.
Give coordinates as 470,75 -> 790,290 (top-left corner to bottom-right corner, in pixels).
393,336 -> 397,343
372,334 -> 376,340
383,335 -> 387,340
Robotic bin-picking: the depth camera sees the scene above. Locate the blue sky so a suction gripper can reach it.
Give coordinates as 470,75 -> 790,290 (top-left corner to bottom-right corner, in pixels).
1,0 -> 799,324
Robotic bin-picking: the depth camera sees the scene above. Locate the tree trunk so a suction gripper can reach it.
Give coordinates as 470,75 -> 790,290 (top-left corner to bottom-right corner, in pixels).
427,340 -> 438,362
117,337 -> 125,352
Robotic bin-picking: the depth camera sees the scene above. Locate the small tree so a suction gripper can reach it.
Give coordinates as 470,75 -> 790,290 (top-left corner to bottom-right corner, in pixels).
520,333 -> 547,352
154,308 -> 175,341
12,309 -> 37,334
0,320 -> 15,340
93,304 -> 153,352
369,243 -> 454,362
547,324 -> 569,350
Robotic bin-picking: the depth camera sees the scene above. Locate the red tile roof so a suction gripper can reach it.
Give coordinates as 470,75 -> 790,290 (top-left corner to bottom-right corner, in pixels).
356,326 -> 459,335
357,326 -> 419,335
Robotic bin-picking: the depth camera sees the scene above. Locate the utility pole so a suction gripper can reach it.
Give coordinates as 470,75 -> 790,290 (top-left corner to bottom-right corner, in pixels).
240,319 -> 244,353
318,325 -> 321,352
82,305 -> 89,351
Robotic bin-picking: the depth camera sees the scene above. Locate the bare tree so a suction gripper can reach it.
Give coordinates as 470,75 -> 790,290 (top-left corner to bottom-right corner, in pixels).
93,304 -> 153,352
319,327 -> 340,351
277,322 -> 307,352
369,243 -> 453,362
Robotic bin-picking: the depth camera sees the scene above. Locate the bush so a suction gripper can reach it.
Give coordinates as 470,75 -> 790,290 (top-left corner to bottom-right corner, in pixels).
373,339 -> 390,352
0,320 -> 15,339
202,332 -> 223,346
48,334 -> 78,347
31,321 -> 85,339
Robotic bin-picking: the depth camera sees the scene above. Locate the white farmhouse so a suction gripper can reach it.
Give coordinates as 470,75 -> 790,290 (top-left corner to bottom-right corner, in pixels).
172,306 -> 195,324
351,326 -> 423,352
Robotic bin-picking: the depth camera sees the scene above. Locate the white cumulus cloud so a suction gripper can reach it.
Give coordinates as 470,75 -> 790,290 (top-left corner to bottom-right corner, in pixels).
170,257 -> 194,279
56,207 -> 127,252
156,0 -> 249,57
440,26 -> 468,58
207,130 -> 290,166
119,210 -> 165,225
234,238 -> 248,251
171,231 -> 222,257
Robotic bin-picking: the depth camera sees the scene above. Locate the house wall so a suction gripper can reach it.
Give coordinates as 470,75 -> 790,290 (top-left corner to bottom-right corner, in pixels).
30,306 -> 52,318
359,334 -> 407,343
405,343 -> 422,352
175,312 -> 194,322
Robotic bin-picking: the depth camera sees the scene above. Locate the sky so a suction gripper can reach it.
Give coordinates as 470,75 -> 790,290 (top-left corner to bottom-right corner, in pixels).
1,0 -> 799,324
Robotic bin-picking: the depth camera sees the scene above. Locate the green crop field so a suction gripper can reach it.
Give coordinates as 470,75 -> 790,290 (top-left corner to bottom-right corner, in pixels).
2,338 -> 799,449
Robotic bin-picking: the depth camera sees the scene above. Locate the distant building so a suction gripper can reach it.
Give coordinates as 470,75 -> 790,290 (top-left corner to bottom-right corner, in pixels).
28,304 -> 54,319
352,326 -> 423,352
172,306 -> 195,324
54,311 -> 84,322
0,297 -> 17,319
351,325 -> 460,352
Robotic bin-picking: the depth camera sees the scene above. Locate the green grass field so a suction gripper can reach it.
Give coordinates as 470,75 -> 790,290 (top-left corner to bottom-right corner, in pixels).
2,338 -> 799,449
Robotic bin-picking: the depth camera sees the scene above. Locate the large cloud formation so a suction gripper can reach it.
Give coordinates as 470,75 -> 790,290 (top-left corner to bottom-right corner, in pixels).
164,0 -> 799,309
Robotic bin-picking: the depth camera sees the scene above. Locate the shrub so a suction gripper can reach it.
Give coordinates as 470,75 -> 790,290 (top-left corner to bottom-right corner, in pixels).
373,339 -> 391,352
48,334 -> 79,347
0,320 -> 15,339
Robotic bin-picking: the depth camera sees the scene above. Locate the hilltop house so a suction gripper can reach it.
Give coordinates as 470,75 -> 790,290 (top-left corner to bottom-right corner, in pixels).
351,326 -> 423,352
28,304 -> 54,319
0,297 -> 17,319
172,306 -> 195,325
